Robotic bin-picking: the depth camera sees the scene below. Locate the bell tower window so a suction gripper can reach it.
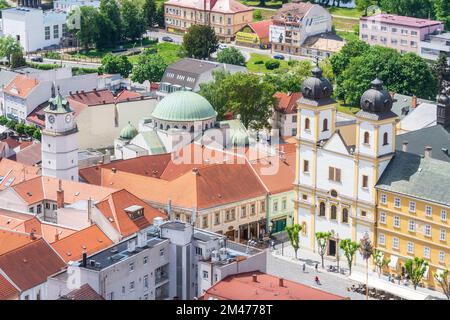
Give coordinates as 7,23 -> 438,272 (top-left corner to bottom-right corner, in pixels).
304,118 -> 310,130
319,202 -> 326,216
322,118 -> 328,132
363,131 -> 370,144
383,132 -> 389,145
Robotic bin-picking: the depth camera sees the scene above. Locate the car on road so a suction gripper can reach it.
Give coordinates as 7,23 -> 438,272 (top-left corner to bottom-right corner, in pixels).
273,54 -> 285,60
30,56 -> 43,62
218,43 -> 228,50
162,36 -> 174,42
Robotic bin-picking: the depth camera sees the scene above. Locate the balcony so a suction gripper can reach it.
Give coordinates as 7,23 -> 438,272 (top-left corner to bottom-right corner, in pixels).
155,283 -> 169,300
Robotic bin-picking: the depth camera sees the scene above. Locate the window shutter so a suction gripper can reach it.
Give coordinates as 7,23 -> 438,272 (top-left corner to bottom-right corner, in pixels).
328,166 -> 334,180
336,168 -> 341,182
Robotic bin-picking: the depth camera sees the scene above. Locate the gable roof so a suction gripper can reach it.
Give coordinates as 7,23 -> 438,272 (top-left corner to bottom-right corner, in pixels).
3,75 -> 39,99
0,158 -> 40,190
51,225 -> 113,263
273,2 -> 314,21
376,151 -> 450,206
59,284 -> 104,300
200,271 -> 346,300
248,20 -> 273,39
0,274 -> 19,300
0,238 -> 65,291
8,142 -> 42,166
323,130 -> 354,154
273,92 -> 301,114
0,229 -> 38,255
95,189 -> 166,237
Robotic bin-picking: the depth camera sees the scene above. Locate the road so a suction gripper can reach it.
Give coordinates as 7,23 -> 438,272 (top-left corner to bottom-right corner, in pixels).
26,57 -> 101,69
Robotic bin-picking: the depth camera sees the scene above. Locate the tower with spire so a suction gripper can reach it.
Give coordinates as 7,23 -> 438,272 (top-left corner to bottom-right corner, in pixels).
41,83 -> 79,181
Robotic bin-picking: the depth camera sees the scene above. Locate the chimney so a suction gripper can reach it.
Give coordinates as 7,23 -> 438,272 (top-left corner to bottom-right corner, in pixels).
252,274 -> 258,282
192,168 -> 199,175
411,95 -> 417,109
55,230 -> 60,242
424,146 -> 432,158
56,180 -> 64,209
111,168 -> 117,173
30,230 -> 36,240
279,277 -> 284,287
82,250 -> 87,268
402,141 -> 408,152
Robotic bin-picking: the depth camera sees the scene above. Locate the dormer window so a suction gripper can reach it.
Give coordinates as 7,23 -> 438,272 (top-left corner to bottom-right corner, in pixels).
124,205 -> 144,220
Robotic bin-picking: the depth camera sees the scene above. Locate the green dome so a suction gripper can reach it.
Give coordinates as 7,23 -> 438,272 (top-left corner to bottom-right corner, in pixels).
120,122 -> 138,140
152,91 -> 217,122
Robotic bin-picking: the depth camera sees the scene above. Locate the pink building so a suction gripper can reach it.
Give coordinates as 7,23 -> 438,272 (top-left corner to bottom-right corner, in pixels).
360,14 -> 444,54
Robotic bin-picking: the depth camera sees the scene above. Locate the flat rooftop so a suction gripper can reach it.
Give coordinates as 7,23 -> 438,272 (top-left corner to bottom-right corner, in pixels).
361,13 -> 443,28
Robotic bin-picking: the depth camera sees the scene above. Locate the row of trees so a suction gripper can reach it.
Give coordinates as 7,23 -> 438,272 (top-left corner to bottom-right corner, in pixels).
330,39 -> 439,106
0,116 -> 41,140
355,0 -> 450,28
285,225 -> 449,298
74,0 -> 164,49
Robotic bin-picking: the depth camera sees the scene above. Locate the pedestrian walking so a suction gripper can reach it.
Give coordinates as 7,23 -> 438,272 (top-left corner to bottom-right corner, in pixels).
315,263 -> 318,272
302,263 -> 306,272
314,276 -> 321,285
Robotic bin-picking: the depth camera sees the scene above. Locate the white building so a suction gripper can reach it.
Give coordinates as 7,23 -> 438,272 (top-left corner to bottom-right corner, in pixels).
270,1 -> 332,56
53,0 -> 100,12
420,31 -> 450,62
294,65 -> 398,265
47,220 -> 266,300
1,7 -> 68,52
41,84 -> 79,181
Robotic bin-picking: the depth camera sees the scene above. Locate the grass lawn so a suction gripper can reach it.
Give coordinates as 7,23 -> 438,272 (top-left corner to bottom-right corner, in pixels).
253,8 -> 275,21
328,7 -> 363,18
336,30 -> 359,42
337,101 -> 360,115
128,42 -> 182,65
241,0 -> 281,9
246,53 -> 289,74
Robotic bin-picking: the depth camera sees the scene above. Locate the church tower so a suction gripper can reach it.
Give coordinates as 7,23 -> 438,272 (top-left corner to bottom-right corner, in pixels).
41,84 -> 79,181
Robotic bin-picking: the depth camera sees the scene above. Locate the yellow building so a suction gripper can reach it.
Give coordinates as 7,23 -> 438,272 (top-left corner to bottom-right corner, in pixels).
375,151 -> 449,290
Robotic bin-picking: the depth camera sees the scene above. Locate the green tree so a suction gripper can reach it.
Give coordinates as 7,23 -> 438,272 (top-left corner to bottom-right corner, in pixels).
359,233 -> 373,300
183,25 -> 219,59
316,231 -> 332,268
131,53 -> 167,83
74,6 -> 101,48
217,47 -> 245,66
380,0 -> 434,19
434,269 -> 449,300
339,239 -> 359,275
100,54 -> 133,77
100,0 -> 123,45
10,50 -> 26,69
405,257 -> 428,290
372,249 -> 390,278
0,116 -> 8,125
263,59 -> 313,93
155,4 -> 165,28
199,70 -> 230,120
14,122 -> 26,135
434,0 -> 450,30
142,0 -> 157,27
32,129 -> 41,141
24,125 -> 36,137
330,39 -> 370,79
285,224 -> 302,260
0,36 -> 23,65
253,9 -> 262,21
356,0 -> 374,16
121,0 -> 146,41
5,119 -> 17,129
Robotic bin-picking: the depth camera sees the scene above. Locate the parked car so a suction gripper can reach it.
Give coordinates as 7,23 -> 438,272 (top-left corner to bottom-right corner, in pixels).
273,54 -> 285,60
218,43 -> 228,50
30,56 -> 43,62
162,36 -> 174,42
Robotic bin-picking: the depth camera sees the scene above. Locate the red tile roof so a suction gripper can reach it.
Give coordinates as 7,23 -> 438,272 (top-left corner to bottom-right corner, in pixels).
0,229 -> 38,255
51,225 -> 113,262
249,20 -> 273,40
0,274 -> 19,300
273,91 -> 301,114
95,189 -> 166,237
0,238 -> 65,291
2,137 -> 21,150
0,158 -> 41,190
4,75 -> 39,99
8,142 -> 42,166
361,13 -> 444,28
60,284 -> 104,300
200,272 -> 347,300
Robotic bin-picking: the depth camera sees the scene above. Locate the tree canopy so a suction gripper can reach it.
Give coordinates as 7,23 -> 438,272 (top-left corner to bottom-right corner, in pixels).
131,53 -> 168,83
183,25 -> 219,59
100,54 -> 133,77
142,0 -> 157,27
121,0 -> 146,41
216,47 -> 245,66
0,36 -> 23,65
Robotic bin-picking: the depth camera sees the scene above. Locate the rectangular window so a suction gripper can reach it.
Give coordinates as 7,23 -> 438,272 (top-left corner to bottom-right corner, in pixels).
393,215 -> 400,228
37,204 -> 42,214
362,175 -> 369,188
440,229 -> 446,241
407,241 -> 414,254
409,201 -> 416,213
441,210 -> 447,221
195,247 -> 203,256
381,194 -> 387,204
260,201 -> 265,212
108,292 -> 114,300
129,281 -> 135,291
160,248 -> 165,256
423,246 -> 430,259
282,199 -> 287,210
129,262 -> 134,272
203,216 -> 208,228
425,206 -> 432,217
392,28 -> 397,33
203,271 -> 209,279
52,204 -> 57,210
394,198 -> 401,208
251,204 -> 256,215
439,251 -> 445,262
392,237 -> 399,249
328,167 -> 341,182
303,160 -> 309,173
214,212 -> 220,225
379,211 -> 386,224
144,275 -> 149,290
45,26 -> 50,40
424,224 -> 432,237
53,25 -> 59,39
379,233 -> 385,245
29,207 -> 34,213
240,206 -> 246,218
361,211 -> 367,217
62,24 -> 68,37
408,220 -> 415,232
411,31 -> 417,36
292,115 -> 297,123
273,201 -> 278,212
143,256 -> 148,264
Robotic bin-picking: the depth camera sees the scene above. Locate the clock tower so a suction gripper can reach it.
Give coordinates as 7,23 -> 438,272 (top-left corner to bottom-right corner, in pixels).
41,84 -> 79,181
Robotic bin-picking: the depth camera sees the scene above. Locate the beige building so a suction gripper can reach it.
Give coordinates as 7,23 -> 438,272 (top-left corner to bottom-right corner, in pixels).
164,0 -> 253,42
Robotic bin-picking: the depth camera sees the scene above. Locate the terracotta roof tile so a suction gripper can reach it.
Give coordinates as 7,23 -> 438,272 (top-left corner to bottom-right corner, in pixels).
0,158 -> 40,190
0,238 -> 65,291
0,208 -> 35,232
2,137 -> 21,150
273,92 -> 302,114
51,225 -> 113,262
201,271 -> 347,300
59,284 -> 104,300
0,229 -> 38,255
0,274 -> 19,300
249,20 -> 273,40
4,75 -> 39,99
8,143 -> 42,166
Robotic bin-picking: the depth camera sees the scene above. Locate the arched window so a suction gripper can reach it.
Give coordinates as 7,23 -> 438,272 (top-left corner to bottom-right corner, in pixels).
342,208 -> 349,223
323,118 -> 328,132
364,131 -> 370,144
319,202 -> 326,217
205,123 -> 209,130
305,118 -> 310,130
160,124 -> 163,130
190,126 -> 194,132
331,205 -> 337,220
182,126 -> 187,130
383,132 -> 389,145
174,125 -> 178,129
166,125 -> 170,130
